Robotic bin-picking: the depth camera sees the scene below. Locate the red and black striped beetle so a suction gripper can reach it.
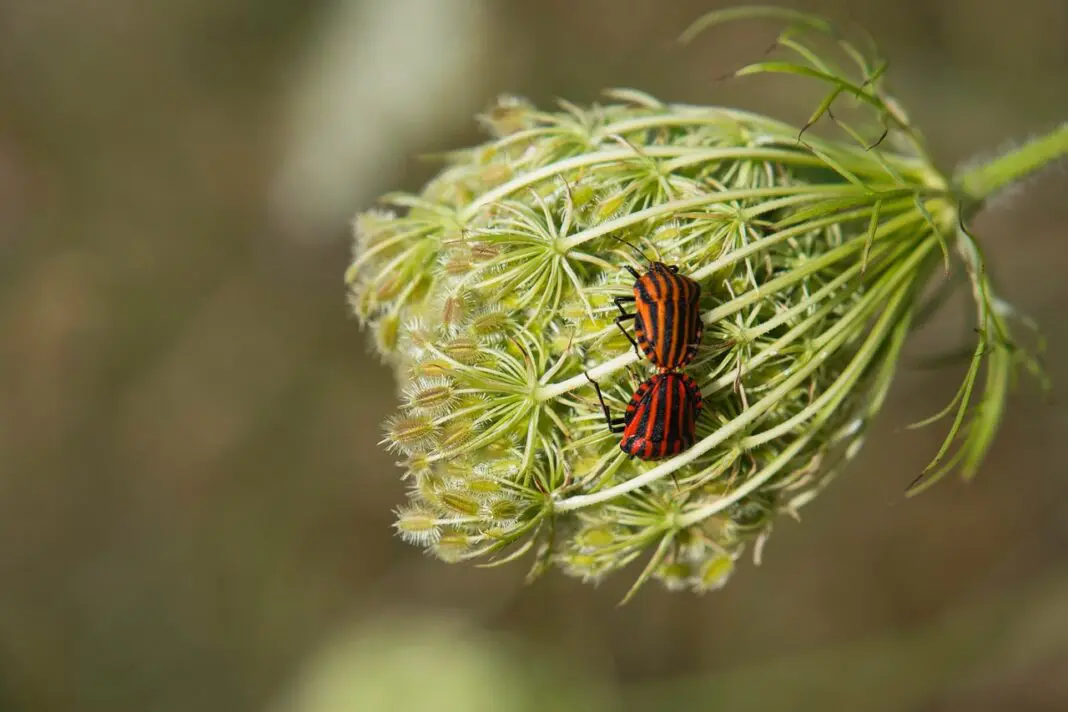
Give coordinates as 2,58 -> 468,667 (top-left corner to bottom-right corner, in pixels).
607,237 -> 704,371
587,371 -> 703,461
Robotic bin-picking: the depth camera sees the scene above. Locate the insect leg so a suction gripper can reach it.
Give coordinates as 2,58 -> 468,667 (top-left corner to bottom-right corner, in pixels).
585,371 -> 626,433
612,297 -> 641,356
614,316 -> 641,356
612,299 -> 642,356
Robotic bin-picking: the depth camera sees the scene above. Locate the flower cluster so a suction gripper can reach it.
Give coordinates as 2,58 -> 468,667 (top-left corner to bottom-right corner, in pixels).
345,10 -> 1040,600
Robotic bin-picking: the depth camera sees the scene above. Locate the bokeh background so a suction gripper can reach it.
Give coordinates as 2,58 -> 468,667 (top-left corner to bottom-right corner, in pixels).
2,0 -> 1067,710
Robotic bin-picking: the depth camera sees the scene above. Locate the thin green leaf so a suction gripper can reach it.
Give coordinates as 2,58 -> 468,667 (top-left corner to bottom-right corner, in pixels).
773,196 -> 872,227
618,530 -> 676,606
776,32 -> 837,75
912,196 -> 952,273
601,87 -> 664,109
798,134 -> 870,190
861,199 -> 882,273
828,110 -> 900,177
774,194 -> 912,229
381,192 -> 459,217
905,345 -> 982,431
524,517 -> 556,583
476,533 -> 537,568
906,442 -> 969,496
916,334 -> 984,472
679,6 -> 833,45
801,84 -> 845,140
839,15 -> 883,75
860,59 -> 889,94
734,62 -> 889,115
838,38 -> 876,81
961,354 -> 1009,480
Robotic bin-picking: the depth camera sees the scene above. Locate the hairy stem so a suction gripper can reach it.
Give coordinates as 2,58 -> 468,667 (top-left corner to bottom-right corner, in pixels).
956,123 -> 1068,207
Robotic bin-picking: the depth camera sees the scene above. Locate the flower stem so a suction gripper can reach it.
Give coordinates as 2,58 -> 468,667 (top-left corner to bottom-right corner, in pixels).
956,123 -> 1068,204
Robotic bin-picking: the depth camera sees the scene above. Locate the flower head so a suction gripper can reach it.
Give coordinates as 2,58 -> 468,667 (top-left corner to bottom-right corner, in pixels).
346,9 -> 1044,601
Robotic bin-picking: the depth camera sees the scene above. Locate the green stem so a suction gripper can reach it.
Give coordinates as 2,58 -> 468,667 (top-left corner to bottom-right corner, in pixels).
956,123 -> 1068,204
460,148 -> 838,220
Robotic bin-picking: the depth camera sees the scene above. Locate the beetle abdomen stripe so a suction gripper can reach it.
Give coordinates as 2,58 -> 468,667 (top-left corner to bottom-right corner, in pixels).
616,372 -> 701,460
629,265 -> 702,370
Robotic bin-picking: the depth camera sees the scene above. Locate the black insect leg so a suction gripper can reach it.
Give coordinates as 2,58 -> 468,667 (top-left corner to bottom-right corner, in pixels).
614,315 -> 641,355
613,296 -> 641,356
585,372 -> 626,434
613,295 -> 635,314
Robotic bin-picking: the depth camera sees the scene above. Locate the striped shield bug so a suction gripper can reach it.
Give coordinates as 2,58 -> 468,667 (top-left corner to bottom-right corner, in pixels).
586,371 -> 703,461
605,236 -> 704,371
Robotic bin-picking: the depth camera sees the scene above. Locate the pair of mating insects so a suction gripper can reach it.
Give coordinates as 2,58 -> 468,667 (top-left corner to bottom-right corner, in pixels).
587,239 -> 705,462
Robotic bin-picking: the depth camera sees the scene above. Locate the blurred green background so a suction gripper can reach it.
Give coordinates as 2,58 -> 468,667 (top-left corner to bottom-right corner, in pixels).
2,1 -> 1067,710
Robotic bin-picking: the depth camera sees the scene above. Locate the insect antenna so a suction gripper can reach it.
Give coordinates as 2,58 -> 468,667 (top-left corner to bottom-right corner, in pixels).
603,233 -> 660,268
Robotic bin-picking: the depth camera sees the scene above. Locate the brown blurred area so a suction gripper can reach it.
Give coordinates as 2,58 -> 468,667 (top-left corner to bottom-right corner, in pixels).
1,1 -> 1066,710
